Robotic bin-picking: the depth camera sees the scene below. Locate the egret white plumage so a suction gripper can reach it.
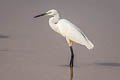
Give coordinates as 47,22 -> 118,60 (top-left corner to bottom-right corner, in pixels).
34,9 -> 94,67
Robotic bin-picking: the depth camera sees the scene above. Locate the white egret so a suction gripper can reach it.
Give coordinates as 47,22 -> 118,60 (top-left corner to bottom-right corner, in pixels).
34,9 -> 94,67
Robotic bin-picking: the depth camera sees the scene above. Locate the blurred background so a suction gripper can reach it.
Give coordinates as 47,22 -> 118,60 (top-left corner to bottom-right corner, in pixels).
0,0 -> 120,80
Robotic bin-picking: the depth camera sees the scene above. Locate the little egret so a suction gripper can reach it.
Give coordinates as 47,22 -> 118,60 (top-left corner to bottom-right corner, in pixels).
34,9 -> 94,67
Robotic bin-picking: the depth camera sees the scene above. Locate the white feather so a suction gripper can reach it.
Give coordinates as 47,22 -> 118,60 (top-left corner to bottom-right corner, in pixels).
57,19 -> 94,49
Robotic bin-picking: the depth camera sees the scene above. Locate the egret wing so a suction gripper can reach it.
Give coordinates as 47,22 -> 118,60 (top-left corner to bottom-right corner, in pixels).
57,19 -> 94,49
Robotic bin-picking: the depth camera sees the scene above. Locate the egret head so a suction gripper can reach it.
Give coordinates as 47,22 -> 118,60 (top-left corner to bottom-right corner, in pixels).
46,9 -> 58,16
34,9 -> 58,18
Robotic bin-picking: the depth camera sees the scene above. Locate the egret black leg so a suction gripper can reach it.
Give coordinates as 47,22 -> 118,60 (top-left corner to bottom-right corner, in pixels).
70,46 -> 74,67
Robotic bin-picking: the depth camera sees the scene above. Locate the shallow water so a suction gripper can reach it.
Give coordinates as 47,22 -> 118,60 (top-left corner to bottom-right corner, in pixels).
1,0 -> 120,79
0,32 -> 120,80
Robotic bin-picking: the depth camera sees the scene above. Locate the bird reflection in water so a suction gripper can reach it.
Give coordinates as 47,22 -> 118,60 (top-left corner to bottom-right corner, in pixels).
70,66 -> 74,80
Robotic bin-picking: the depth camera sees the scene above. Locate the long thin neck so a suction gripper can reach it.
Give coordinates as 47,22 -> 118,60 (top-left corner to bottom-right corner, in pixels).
51,13 -> 60,24
49,13 -> 60,33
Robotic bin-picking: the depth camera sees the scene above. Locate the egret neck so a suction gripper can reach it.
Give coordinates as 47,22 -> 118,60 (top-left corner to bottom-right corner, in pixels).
49,13 -> 60,33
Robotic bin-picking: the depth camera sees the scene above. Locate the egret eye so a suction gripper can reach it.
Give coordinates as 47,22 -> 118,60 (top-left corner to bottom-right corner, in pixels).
47,11 -> 52,14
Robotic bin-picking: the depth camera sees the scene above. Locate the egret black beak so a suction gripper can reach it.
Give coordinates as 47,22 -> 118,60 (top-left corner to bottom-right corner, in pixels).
34,13 -> 47,18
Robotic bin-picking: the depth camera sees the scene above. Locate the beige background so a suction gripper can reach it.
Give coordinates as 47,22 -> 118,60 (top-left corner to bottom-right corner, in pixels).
0,0 -> 120,80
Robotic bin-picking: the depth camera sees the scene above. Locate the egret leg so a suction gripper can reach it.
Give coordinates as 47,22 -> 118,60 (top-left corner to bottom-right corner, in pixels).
70,46 -> 74,67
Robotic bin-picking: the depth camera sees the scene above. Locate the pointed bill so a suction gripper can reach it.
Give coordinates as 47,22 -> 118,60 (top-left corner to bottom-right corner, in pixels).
34,13 -> 47,18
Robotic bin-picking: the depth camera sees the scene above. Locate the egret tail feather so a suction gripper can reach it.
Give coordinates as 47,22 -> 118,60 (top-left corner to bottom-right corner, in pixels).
85,40 -> 94,49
